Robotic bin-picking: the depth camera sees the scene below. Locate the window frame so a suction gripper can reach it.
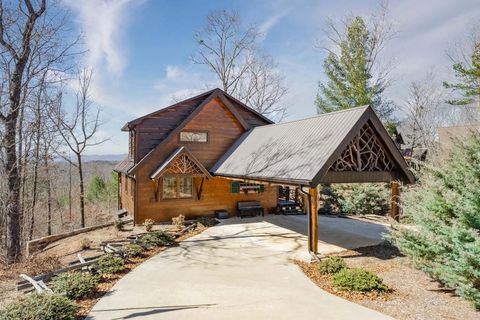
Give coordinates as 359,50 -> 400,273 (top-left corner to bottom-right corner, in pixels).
161,175 -> 194,200
178,131 -> 209,143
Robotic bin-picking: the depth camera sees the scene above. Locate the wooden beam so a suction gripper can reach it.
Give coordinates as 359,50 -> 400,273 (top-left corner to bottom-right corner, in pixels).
319,171 -> 394,184
389,181 -> 400,221
309,187 -> 318,255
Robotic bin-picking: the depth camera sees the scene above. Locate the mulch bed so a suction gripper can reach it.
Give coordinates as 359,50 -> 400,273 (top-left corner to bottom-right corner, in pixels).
295,243 -> 479,320
294,260 -> 393,303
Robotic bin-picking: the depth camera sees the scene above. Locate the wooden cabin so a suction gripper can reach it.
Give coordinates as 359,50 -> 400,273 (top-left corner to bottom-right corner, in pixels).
115,89 -> 278,223
115,88 -> 414,225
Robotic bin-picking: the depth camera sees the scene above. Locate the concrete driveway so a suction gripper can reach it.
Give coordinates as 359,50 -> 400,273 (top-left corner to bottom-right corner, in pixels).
88,216 -> 392,320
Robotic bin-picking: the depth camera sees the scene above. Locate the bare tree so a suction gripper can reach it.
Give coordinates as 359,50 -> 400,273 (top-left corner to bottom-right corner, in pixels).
237,54 -> 288,120
51,69 -> 107,228
193,10 -> 258,94
193,10 -> 287,121
0,0 -> 47,263
401,73 -> 446,149
0,0 -> 79,262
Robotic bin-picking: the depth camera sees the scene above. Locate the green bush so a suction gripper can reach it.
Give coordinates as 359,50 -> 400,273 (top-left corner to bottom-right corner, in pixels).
86,175 -> 106,203
318,256 -> 347,274
114,219 -> 125,231
122,243 -> 143,258
86,172 -> 118,205
56,194 -> 70,209
0,293 -> 78,320
333,183 -> 390,215
333,268 -> 389,292
140,231 -> 175,247
97,254 -> 125,274
391,135 -> 480,309
143,218 -> 154,232
196,216 -> 218,227
50,271 -> 99,300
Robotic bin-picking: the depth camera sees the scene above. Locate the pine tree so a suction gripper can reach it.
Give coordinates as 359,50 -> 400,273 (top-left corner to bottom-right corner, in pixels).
443,41 -> 480,106
316,17 -> 394,121
391,135 -> 480,309
86,175 -> 106,203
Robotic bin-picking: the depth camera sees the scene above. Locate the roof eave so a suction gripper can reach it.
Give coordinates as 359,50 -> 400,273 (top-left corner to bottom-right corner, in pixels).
212,172 -> 311,186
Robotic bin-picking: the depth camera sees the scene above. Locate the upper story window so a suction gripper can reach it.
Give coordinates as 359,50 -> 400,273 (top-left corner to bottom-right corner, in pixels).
179,131 -> 208,143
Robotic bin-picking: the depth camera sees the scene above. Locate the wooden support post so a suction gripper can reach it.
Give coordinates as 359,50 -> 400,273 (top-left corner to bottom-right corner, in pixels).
309,187 -> 318,255
390,181 -> 400,221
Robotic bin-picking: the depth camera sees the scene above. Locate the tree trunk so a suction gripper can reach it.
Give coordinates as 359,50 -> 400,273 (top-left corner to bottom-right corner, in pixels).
68,159 -> 72,222
5,59 -> 29,263
45,160 -> 52,236
28,115 -> 41,240
76,153 -> 85,228
5,117 -> 21,263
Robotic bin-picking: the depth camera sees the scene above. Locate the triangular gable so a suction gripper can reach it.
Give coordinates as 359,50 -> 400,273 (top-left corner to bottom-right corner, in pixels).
130,89 -> 255,174
329,122 -> 395,172
312,107 -> 415,185
150,147 -> 212,180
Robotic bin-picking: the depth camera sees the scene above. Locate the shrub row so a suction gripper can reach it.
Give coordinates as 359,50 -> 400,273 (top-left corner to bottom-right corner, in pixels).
317,256 -> 388,293
140,230 -> 176,248
0,220 -> 199,319
0,293 -> 78,320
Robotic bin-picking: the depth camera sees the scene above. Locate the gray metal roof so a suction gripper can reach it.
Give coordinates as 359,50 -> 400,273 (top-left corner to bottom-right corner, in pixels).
114,156 -> 135,174
211,106 -> 390,185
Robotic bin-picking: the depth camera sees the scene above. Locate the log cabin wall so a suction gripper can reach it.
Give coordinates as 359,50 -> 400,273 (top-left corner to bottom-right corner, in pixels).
119,173 -> 135,216
136,177 -> 278,223
133,97 -> 276,223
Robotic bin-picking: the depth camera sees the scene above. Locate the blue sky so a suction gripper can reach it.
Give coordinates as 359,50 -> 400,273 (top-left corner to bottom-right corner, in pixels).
65,0 -> 480,155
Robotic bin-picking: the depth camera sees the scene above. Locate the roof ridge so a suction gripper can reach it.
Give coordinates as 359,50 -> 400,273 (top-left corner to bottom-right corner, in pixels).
122,88 -> 217,130
254,105 -> 370,129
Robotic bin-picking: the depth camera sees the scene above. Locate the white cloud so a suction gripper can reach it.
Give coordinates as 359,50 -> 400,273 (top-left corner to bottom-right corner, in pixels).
259,9 -> 290,39
66,0 -> 139,75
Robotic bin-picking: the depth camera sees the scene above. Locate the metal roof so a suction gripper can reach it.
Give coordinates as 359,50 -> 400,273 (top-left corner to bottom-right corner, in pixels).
211,106 -> 413,186
114,156 -> 135,174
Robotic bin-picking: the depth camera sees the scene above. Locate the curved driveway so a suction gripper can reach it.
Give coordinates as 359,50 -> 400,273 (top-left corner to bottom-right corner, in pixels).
87,216 -> 392,320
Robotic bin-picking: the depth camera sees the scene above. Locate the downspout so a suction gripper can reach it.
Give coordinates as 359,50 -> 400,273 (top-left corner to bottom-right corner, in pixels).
117,172 -> 120,210
298,185 -> 319,261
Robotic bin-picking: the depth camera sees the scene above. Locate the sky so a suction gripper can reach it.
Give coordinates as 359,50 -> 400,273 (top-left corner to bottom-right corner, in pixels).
63,0 -> 480,155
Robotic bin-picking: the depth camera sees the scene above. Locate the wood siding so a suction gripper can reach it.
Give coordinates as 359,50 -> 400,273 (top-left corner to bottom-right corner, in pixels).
135,100 -> 200,160
132,92 -> 271,162
119,173 -> 135,216
133,97 -> 275,222
136,176 -> 278,223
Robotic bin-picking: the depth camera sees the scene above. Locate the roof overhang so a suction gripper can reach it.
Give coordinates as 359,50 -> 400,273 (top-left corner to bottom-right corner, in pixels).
150,146 -> 212,180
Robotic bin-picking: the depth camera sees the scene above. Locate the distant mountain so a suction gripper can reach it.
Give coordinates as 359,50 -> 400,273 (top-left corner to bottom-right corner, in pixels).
82,154 -> 127,162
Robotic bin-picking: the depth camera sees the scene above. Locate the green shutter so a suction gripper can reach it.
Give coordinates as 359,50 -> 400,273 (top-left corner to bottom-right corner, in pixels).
231,181 -> 240,193
259,184 -> 265,192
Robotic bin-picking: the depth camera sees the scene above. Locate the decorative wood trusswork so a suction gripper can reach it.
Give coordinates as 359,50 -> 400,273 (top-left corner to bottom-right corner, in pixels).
330,123 -> 394,172
163,154 -> 204,175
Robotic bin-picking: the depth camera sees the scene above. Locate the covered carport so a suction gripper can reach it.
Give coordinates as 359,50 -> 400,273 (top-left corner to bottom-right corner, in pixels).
211,105 -> 414,256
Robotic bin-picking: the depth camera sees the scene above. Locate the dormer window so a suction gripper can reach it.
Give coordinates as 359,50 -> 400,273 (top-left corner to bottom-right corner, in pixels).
179,131 -> 208,143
